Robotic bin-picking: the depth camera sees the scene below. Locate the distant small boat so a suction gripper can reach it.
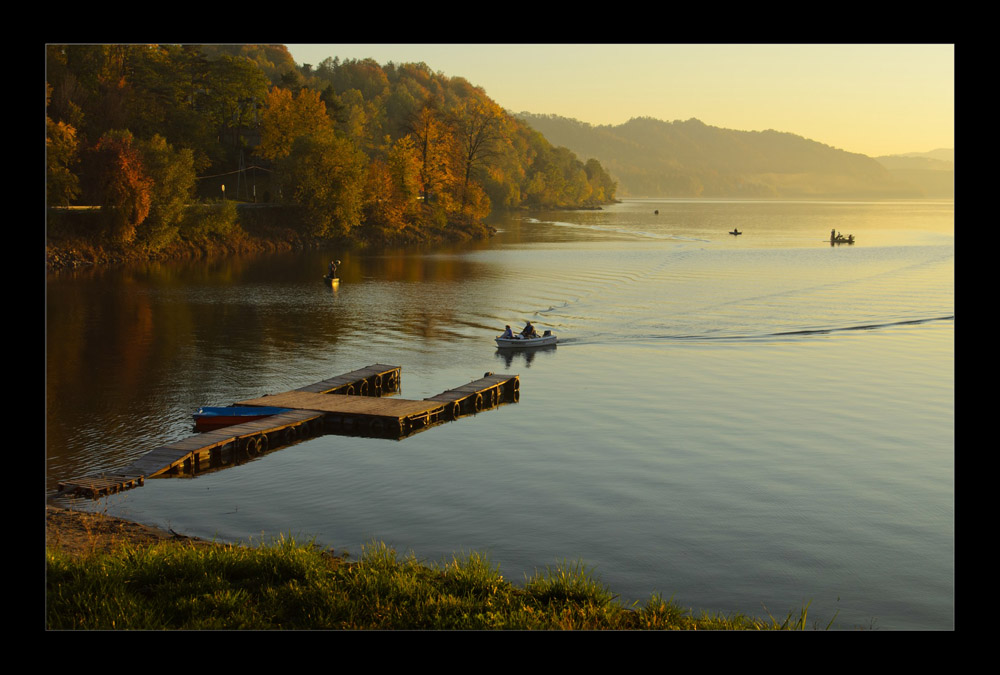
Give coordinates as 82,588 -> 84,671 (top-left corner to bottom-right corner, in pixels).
830,234 -> 855,244
729,229 -> 742,235
193,406 -> 292,432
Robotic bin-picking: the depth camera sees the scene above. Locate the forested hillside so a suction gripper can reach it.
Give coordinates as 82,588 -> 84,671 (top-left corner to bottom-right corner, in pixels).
517,113 -> 930,199
45,45 -> 617,261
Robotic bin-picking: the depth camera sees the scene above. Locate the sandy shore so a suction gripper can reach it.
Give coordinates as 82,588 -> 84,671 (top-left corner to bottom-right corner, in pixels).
45,504 -> 219,558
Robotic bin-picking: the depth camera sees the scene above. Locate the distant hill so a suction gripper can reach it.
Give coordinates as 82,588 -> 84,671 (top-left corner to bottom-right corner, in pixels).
516,113 -> 946,199
874,150 -> 954,198
899,148 -> 953,163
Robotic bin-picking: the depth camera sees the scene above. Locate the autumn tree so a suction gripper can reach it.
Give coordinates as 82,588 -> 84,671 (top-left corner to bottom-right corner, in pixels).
404,103 -> 457,214
386,135 -> 423,208
256,86 -> 333,162
46,85 -> 81,206
448,98 -> 509,217
45,46 -> 620,252
358,135 -> 425,238
90,130 -> 153,245
47,118 -> 81,206
361,158 -> 406,238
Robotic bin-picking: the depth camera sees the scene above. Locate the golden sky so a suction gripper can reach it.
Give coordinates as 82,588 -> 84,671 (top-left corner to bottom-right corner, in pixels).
287,44 -> 954,158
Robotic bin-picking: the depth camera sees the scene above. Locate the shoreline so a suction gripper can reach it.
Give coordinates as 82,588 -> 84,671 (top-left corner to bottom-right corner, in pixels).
45,503 -> 221,558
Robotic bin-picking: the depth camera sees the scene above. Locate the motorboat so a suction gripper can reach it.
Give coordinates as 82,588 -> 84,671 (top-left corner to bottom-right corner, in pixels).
193,406 -> 292,432
495,330 -> 557,349
729,229 -> 742,235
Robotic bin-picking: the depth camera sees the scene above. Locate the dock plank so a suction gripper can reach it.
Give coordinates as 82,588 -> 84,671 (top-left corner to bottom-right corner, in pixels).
237,391 -> 442,419
294,364 -> 400,395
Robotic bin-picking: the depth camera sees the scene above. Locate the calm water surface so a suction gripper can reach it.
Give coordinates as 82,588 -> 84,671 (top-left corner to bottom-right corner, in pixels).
46,199 -> 954,630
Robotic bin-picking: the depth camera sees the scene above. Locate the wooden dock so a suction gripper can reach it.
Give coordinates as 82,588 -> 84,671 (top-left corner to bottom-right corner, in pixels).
56,366 -> 518,498
292,364 -> 400,396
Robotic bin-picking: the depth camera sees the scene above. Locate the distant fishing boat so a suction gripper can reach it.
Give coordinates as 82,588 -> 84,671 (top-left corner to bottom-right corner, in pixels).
729,229 -> 742,236
325,259 -> 341,285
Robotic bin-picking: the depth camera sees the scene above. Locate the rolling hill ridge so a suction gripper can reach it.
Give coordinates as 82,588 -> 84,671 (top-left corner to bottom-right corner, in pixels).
517,114 -> 953,199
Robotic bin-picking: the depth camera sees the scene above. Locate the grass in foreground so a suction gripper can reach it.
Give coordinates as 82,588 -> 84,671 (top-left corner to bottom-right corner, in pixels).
46,537 -> 816,630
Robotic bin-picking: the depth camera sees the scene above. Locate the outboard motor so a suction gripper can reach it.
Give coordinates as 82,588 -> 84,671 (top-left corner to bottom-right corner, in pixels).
543,330 -> 551,337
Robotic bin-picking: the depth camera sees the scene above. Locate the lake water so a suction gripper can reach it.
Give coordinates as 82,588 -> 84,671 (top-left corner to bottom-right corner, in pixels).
46,198 -> 954,630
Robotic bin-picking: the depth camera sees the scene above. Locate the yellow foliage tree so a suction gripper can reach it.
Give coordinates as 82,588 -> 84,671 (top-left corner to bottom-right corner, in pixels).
257,86 -> 333,162
449,98 -> 509,216
46,117 -> 80,207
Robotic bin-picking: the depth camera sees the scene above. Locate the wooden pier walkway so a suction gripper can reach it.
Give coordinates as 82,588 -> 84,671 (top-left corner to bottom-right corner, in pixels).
292,363 -> 400,396
56,366 -> 518,498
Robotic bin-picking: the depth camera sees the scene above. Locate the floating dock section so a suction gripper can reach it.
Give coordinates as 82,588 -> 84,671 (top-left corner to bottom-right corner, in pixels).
292,364 -> 400,396
56,366 -> 518,498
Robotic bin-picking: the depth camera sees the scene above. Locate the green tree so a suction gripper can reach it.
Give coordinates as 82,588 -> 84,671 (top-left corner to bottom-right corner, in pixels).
123,45 -> 217,173
206,55 -> 269,149
200,44 -> 299,86
584,158 -> 617,203
279,134 -> 366,238
136,134 -> 197,251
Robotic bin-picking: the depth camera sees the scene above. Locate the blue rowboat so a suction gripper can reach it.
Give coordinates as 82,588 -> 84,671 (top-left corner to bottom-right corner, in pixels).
193,406 -> 292,432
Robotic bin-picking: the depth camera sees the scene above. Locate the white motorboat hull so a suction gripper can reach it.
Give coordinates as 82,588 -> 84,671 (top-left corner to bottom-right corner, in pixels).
495,334 -> 557,349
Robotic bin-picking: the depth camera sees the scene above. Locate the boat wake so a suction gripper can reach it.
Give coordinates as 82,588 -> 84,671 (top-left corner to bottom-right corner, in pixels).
524,217 -> 710,243
767,315 -> 954,338
554,315 -> 954,345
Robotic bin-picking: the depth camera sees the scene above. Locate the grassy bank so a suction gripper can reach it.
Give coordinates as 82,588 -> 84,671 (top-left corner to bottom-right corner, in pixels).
46,532 -> 820,630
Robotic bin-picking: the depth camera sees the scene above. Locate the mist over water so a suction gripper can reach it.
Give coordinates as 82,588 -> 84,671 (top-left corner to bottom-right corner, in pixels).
46,198 -> 954,629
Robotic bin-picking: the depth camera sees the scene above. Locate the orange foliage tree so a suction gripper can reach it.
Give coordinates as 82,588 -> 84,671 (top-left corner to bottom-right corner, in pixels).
92,130 -> 153,245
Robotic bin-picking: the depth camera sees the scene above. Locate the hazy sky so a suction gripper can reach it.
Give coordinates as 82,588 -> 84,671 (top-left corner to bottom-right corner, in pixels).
287,44 -> 954,158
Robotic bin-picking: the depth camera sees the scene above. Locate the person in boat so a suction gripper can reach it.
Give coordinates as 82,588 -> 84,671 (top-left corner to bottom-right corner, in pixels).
327,259 -> 340,278
521,321 -> 538,338
501,325 -> 513,339
831,229 -> 837,241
